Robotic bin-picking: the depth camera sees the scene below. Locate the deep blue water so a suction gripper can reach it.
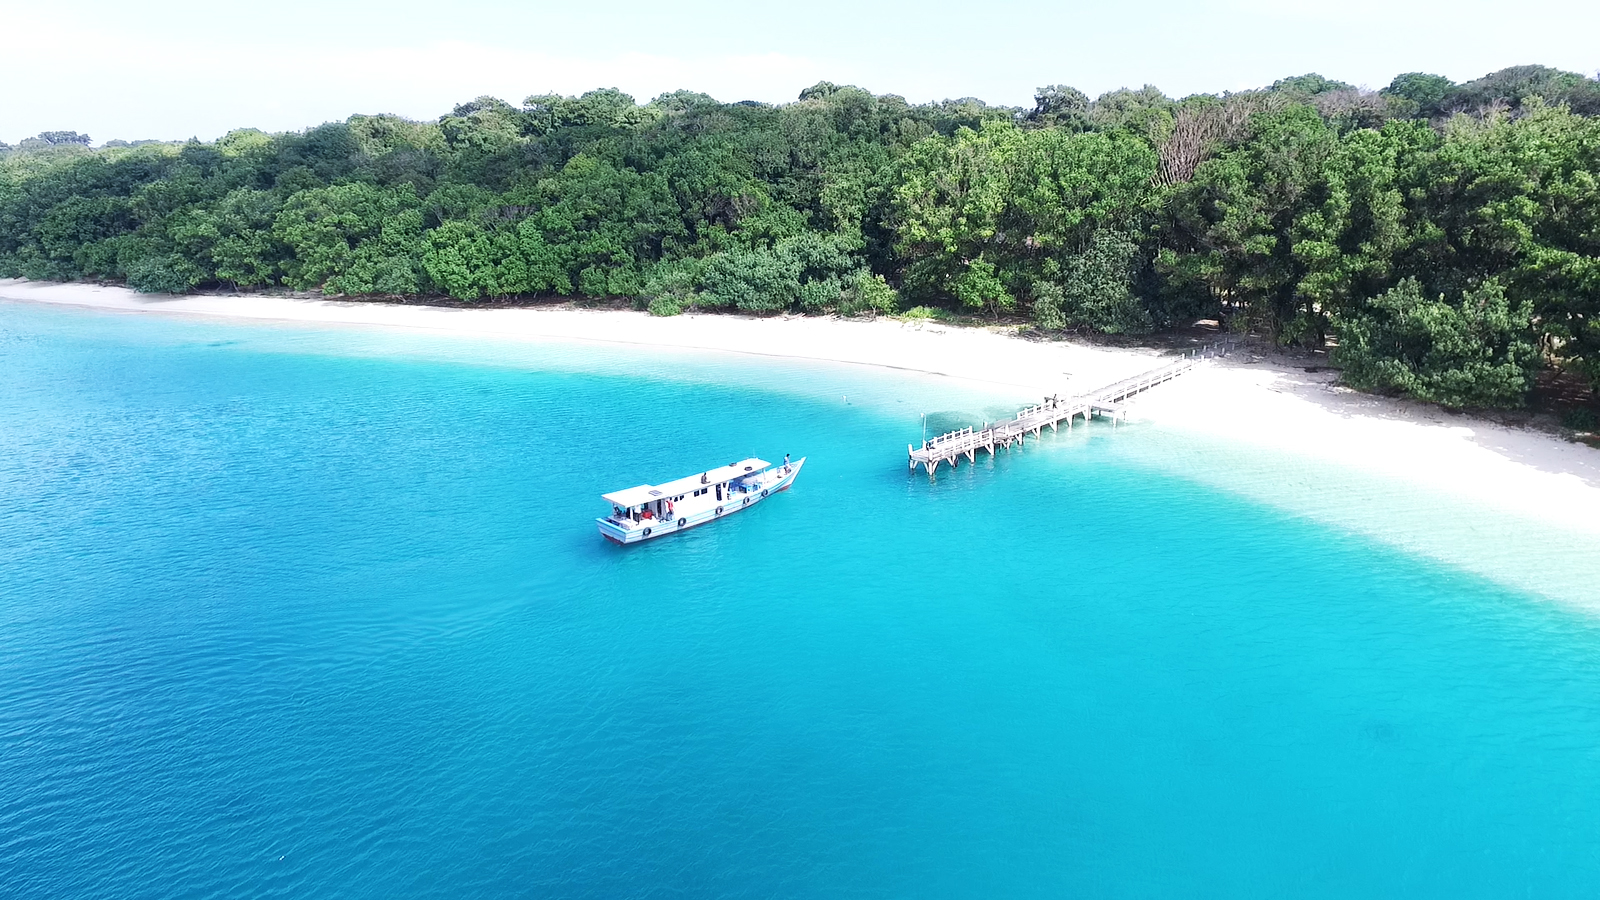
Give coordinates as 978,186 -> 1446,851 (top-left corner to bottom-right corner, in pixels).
3,301 -> 1600,898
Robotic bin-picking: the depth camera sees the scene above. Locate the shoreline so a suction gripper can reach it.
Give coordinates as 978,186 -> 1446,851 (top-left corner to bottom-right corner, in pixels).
7,278 -> 1600,605
0,279 -> 1173,394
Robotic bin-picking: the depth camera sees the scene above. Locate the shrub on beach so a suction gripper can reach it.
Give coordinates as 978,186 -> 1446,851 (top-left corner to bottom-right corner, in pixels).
125,254 -> 203,294
640,259 -> 700,315
1333,278 -> 1541,409
647,296 -> 683,317
1562,408 -> 1598,432
838,271 -> 899,317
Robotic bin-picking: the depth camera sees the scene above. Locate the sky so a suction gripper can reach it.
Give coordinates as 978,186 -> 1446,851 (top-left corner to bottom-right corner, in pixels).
4,0 -> 1598,145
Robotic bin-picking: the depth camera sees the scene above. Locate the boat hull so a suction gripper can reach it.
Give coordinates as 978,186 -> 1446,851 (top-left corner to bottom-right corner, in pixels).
597,458 -> 805,545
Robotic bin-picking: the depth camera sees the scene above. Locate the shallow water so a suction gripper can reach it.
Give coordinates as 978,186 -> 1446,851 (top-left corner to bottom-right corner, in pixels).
4,301 -> 1600,898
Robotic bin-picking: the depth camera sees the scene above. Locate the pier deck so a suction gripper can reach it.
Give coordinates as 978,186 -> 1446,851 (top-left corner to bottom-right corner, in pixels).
907,343 -> 1229,474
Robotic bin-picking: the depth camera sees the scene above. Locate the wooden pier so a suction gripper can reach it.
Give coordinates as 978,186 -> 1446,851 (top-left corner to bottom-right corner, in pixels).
907,343 -> 1229,474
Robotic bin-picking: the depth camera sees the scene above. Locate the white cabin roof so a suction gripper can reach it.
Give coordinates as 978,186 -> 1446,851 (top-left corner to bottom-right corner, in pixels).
602,458 -> 772,508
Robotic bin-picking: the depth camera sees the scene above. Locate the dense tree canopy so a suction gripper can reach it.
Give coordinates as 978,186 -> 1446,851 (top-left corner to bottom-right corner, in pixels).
5,65 -> 1600,408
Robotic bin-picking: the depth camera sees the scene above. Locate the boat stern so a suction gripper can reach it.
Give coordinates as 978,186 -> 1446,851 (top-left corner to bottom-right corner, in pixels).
596,517 -> 641,544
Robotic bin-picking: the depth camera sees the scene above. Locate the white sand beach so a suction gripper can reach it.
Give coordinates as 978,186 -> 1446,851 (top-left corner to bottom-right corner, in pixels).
7,278 -> 1599,604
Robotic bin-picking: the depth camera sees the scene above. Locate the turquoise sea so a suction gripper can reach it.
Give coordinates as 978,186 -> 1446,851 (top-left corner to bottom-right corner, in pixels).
3,300 -> 1600,898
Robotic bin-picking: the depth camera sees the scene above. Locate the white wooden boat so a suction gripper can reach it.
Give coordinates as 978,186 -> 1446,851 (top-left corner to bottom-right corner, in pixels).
597,456 -> 806,544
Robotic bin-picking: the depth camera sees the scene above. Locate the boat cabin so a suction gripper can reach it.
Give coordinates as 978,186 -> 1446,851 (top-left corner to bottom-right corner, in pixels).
602,458 -> 772,524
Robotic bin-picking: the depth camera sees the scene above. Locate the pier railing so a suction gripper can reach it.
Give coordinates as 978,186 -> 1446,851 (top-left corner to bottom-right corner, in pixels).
908,340 -> 1231,474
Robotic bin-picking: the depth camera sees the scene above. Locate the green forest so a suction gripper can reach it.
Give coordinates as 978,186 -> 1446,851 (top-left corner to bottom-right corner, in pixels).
4,66 -> 1599,409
